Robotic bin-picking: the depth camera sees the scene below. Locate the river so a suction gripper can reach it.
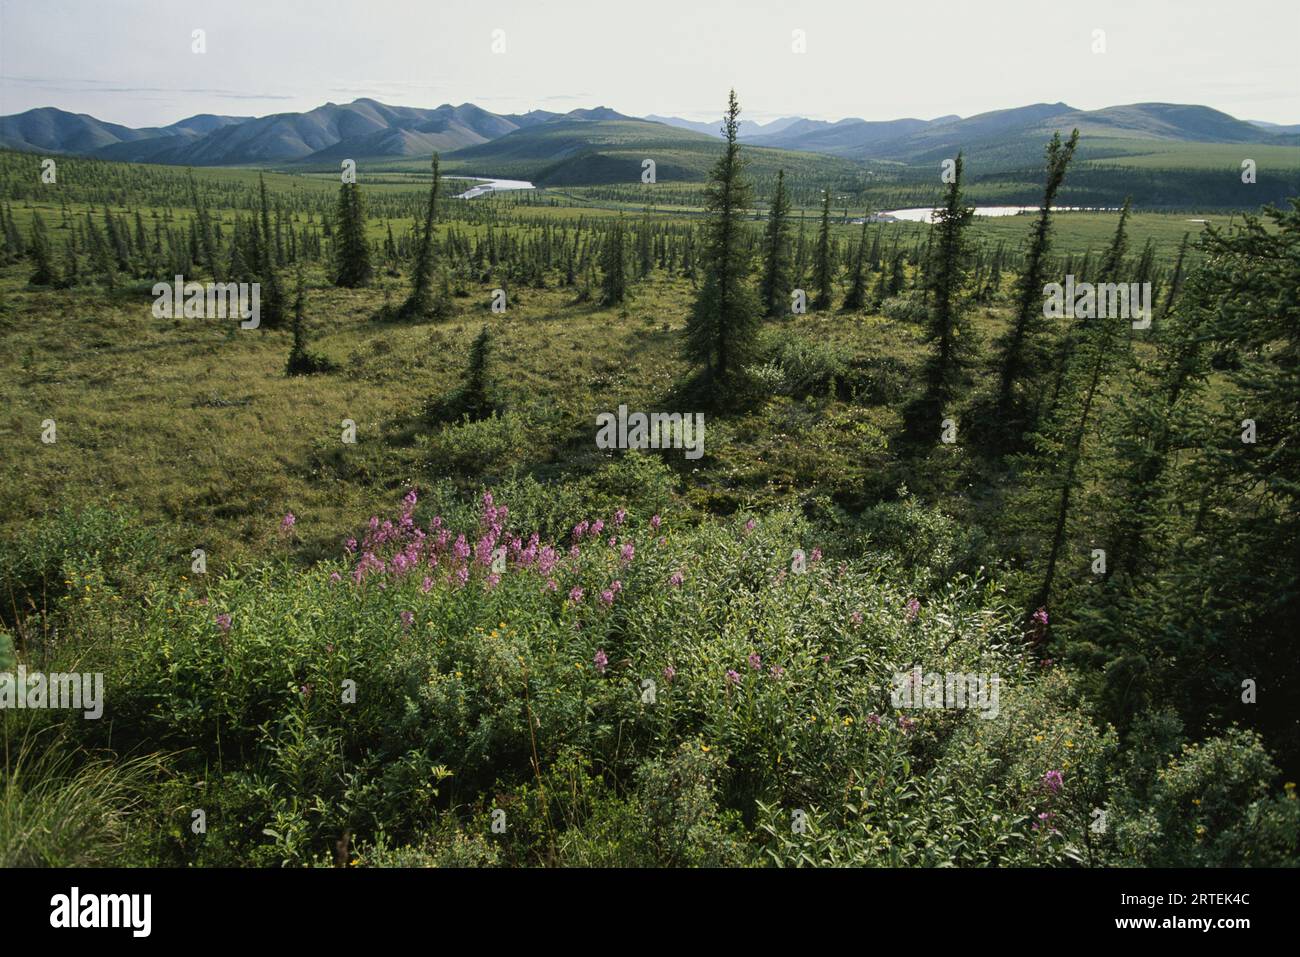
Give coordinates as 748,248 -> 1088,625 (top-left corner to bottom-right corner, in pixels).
454,177 -> 536,199
878,205 -> 1119,223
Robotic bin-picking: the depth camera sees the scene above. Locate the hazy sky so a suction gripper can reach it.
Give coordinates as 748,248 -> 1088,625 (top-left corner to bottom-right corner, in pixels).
2,0 -> 1297,127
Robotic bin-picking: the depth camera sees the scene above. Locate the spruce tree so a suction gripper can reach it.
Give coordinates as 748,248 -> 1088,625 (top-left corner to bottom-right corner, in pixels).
812,188 -> 834,310
57,237 -> 80,289
258,174 -> 285,327
759,169 -> 792,317
27,213 -> 56,286
1099,260 -> 1213,585
920,152 -> 973,415
85,209 -> 116,289
841,213 -> 871,312
600,216 -> 628,306
683,89 -> 760,398
1043,198 -> 1132,422
286,266 -> 325,376
888,252 -> 907,296
1021,197 -> 1132,623
993,129 -> 1079,442
460,325 -> 494,420
187,171 -> 219,279
637,215 -> 653,278
400,154 -> 451,317
333,181 -> 372,288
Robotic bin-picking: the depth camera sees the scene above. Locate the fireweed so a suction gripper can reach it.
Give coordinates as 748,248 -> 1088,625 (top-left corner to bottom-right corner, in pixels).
40,489 -> 1274,867
342,489 -> 645,607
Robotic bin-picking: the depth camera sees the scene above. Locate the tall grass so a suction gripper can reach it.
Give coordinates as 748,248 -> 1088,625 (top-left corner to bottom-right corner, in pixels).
0,722 -> 160,867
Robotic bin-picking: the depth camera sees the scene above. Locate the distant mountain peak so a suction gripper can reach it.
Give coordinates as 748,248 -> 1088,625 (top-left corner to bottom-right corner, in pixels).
563,106 -> 627,121
1,98 -> 1288,173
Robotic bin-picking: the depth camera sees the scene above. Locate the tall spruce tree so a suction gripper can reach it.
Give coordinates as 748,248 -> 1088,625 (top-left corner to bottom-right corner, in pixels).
1044,198 -> 1132,422
460,325 -> 494,420
600,216 -> 628,306
841,213 -> 871,312
1022,199 -> 1132,623
286,265 -> 328,375
258,174 -> 285,327
27,213 -> 56,286
812,188 -> 834,310
85,209 -> 116,289
1098,260 -> 1213,586
400,154 -> 451,318
187,171 -> 219,279
914,153 -> 974,424
333,180 -> 372,288
759,169 -> 792,317
993,130 -> 1079,443
683,90 -> 760,398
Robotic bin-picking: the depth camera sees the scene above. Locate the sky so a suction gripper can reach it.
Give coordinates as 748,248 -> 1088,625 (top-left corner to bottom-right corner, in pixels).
2,0 -> 1298,128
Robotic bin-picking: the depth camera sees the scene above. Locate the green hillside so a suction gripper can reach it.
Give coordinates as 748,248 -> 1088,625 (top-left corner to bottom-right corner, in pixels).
437,118 -> 863,185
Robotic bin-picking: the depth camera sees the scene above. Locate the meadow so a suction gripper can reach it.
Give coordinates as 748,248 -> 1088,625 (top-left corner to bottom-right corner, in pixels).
1,138 -> 1297,868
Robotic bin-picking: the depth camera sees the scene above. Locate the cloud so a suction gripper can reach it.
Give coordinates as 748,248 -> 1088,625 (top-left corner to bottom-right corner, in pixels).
0,75 -> 295,99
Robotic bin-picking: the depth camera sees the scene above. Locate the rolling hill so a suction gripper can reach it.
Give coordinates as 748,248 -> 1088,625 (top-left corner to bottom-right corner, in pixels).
2,97 -> 1296,191
0,100 -> 565,167
438,115 -> 864,185
0,106 -> 167,153
645,114 -> 807,139
736,102 -> 1294,169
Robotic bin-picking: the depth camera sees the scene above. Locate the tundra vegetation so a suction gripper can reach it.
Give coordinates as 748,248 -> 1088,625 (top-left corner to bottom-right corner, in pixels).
0,92 -> 1297,867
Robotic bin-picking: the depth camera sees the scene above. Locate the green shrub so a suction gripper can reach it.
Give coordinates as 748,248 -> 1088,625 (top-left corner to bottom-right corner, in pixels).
15,488 -> 1296,868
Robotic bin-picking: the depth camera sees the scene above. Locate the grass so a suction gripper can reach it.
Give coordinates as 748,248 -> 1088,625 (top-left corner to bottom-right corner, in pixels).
0,721 -> 162,867
0,199 -> 1222,571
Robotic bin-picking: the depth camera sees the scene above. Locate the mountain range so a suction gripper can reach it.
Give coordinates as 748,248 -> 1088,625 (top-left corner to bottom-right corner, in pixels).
2,98 -> 1296,184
